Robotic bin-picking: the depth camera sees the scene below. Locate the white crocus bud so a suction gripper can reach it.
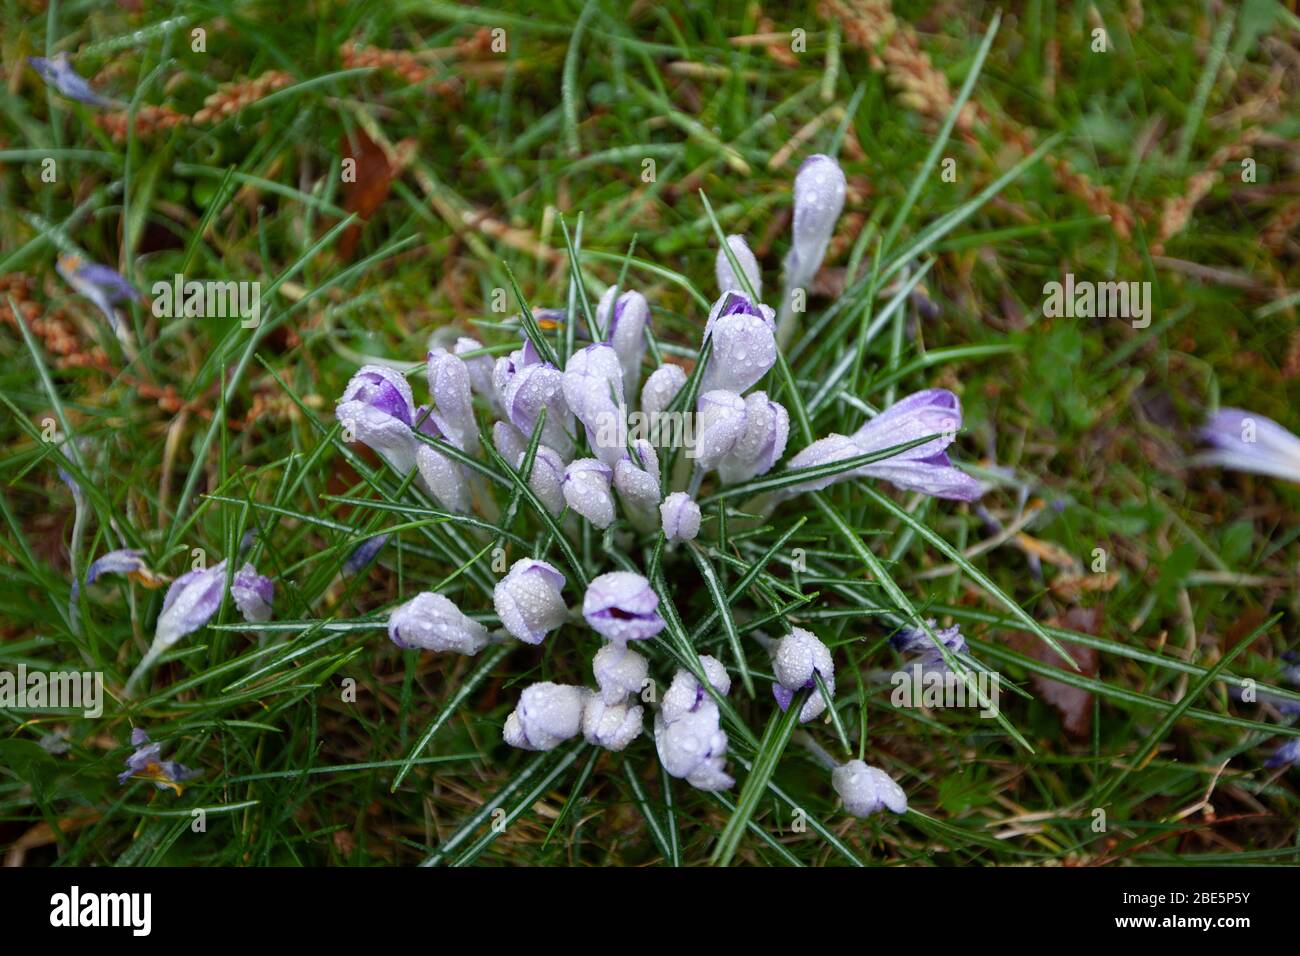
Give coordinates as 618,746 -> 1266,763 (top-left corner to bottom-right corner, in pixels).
598,287 -> 650,400
454,336 -> 501,415
592,643 -> 649,705
659,492 -> 701,542
387,592 -> 489,655
581,692 -> 644,751
503,682 -> 586,751
426,347 -> 479,454
492,559 -> 568,645
715,234 -> 762,300
786,154 -> 846,294
516,444 -> 567,517
614,440 -> 661,530
718,391 -> 789,484
832,760 -> 908,818
563,458 -> 616,528
661,654 -> 731,723
691,390 -> 748,474
771,626 -> 835,722
641,364 -> 687,419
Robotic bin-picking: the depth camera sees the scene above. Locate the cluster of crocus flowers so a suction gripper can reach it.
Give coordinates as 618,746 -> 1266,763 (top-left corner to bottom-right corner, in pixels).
891,619 -> 967,675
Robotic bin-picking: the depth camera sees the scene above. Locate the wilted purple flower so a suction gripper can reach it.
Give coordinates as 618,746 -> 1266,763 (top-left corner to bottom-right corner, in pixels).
784,389 -> 979,500
343,533 -> 389,575
641,364 -> 687,418
661,654 -> 731,723
503,682 -> 586,751
659,491 -> 701,542
493,559 -> 568,645
426,347 -> 479,454
718,391 -> 789,484
516,444 -> 567,517
336,364 -> 419,477
77,548 -> 164,597
454,336 -> 501,415
1196,408 -> 1300,484
230,563 -> 274,623
414,408 -> 471,513
154,560 -> 228,651
701,293 -> 777,394
691,390 -> 748,473
832,760 -> 907,818
563,458 -> 616,528
716,234 -> 762,300
786,154 -> 846,295
581,692 -> 644,751
582,571 -> 666,643
118,728 -> 197,793
388,591 -> 488,654
614,440 -> 661,529
891,619 -> 966,672
598,287 -> 650,399
502,360 -> 575,458
56,254 -> 138,330
563,344 -> 626,467
771,627 -> 835,722
1267,738 -> 1300,769
655,660 -> 733,791
592,643 -> 649,704
28,54 -> 123,108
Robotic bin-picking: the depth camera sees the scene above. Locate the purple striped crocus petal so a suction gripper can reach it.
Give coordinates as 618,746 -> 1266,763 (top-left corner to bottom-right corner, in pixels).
343,533 -> 389,574
504,362 -> 574,458
783,433 -> 862,494
339,365 -> 415,427
155,560 -> 227,650
582,571 -> 665,643
598,288 -> 650,400
517,444 -> 567,517
336,400 -> 419,477
84,549 -> 148,586
718,391 -> 789,484
231,562 -> 274,623
659,491 -> 701,542
701,306 -> 777,395
691,390 -> 748,472
850,388 -> 961,460
28,54 -> 121,108
1198,408 -> 1300,484
453,336 -> 500,412
388,591 -> 488,654
563,344 -> 626,467
563,458 -> 615,528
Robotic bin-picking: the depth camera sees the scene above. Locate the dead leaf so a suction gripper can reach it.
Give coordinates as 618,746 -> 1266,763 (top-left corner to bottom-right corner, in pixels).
1007,606 -> 1102,739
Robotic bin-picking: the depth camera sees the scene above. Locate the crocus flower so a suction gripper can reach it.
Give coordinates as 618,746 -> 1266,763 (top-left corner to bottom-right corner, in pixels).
343,533 -> 389,575
28,54 -> 122,108
336,365 -> 419,477
118,728 -> 197,794
641,364 -> 687,418
771,627 -> 835,722
654,657 -> 733,791
1196,408 -> 1300,484
516,444 -> 567,517
563,344 -> 626,467
785,155 -> 846,297
75,548 -> 165,598
582,571 -> 666,643
598,287 -> 650,399
493,420 -> 528,469
502,360 -> 575,458
154,560 -> 228,652
503,682 -> 586,751
426,347 -> 479,454
231,563 -> 274,623
56,254 -> 138,331
716,234 -> 762,300
454,336 -> 502,415
717,391 -> 789,484
563,458 -> 616,528
414,409 -> 471,513
388,591 -> 488,654
581,692 -> 644,751
701,293 -> 777,394
891,619 -> 966,672
592,643 -> 649,704
832,760 -> 907,818
614,440 -> 661,530
660,492 -> 701,542
784,388 -> 980,501
1267,738 -> 1300,769
691,390 -> 748,473
661,654 -> 731,723
493,559 -> 568,645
